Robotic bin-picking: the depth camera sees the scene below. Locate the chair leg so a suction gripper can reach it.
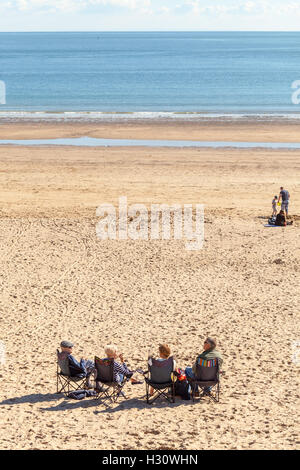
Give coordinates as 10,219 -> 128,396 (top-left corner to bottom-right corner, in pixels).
57,375 -> 67,394
146,388 -> 161,405
56,374 -> 60,393
58,376 -> 87,397
146,387 -> 173,405
171,383 -> 175,403
147,392 -> 159,405
192,384 -> 195,402
112,387 -> 119,403
202,385 -> 219,403
95,384 -> 121,405
95,386 -> 110,403
57,375 -> 63,394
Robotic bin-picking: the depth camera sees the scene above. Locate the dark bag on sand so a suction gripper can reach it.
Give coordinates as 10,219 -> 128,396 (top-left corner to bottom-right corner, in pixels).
174,369 -> 190,400
67,390 -> 97,400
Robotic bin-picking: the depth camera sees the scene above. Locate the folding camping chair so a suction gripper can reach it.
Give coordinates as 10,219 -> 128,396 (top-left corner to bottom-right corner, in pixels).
187,358 -> 220,403
56,349 -> 87,395
94,356 -> 128,404
144,356 -> 175,405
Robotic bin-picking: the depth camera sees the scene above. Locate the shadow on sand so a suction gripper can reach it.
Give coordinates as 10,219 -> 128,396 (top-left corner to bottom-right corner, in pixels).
0,393 -> 62,406
0,391 -> 199,412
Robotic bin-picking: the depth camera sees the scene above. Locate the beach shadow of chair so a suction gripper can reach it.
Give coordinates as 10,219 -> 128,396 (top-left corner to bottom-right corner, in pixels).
56,349 -> 87,396
94,395 -> 191,415
94,356 -> 128,405
0,393 -> 60,406
40,396 -> 100,412
187,358 -> 220,403
144,356 -> 175,405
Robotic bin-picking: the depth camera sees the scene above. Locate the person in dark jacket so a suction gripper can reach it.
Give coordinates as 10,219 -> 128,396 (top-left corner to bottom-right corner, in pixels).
59,340 -> 95,388
275,210 -> 287,226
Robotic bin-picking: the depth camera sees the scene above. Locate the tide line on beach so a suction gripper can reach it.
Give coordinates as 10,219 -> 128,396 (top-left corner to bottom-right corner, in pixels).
2,136 -> 300,149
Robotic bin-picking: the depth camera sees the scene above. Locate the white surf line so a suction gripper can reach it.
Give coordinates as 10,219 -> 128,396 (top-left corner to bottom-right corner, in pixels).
1,136 -> 300,148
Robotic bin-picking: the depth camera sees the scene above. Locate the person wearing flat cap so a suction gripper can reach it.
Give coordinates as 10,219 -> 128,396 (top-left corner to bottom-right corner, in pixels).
59,340 -> 95,388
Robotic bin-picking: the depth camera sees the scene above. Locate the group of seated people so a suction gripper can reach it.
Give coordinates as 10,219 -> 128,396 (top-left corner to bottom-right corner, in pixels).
59,337 -> 223,396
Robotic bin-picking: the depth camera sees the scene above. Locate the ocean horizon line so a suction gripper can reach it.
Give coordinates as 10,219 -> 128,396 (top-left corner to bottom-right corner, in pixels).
1,30 -> 300,33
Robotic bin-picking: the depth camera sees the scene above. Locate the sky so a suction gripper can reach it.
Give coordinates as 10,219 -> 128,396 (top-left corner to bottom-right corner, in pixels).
0,0 -> 300,32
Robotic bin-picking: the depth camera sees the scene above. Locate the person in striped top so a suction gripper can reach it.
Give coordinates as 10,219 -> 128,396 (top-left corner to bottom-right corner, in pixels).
102,344 -> 141,384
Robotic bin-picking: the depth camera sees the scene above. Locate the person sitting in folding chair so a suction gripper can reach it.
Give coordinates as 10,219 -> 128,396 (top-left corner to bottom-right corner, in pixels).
95,345 -> 140,391
185,337 -> 223,397
58,340 -> 95,389
94,345 -> 141,403
148,344 -> 176,397
144,346 -> 176,405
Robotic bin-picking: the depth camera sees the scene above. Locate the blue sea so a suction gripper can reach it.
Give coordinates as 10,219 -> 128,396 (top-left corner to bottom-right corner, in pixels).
0,31 -> 300,119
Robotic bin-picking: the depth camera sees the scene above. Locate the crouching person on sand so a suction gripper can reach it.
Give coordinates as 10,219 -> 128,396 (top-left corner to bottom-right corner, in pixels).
275,210 -> 287,226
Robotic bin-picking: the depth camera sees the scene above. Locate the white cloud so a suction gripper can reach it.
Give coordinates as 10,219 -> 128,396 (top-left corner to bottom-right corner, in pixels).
182,0 -> 300,16
241,0 -> 300,15
2,0 -> 300,18
159,6 -> 170,14
244,1 -> 255,12
184,0 -> 240,15
4,0 -> 152,13
90,0 -> 151,9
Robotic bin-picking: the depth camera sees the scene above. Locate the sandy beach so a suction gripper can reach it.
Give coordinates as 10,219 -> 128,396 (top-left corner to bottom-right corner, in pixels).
1,118 -> 300,142
0,120 -> 299,450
